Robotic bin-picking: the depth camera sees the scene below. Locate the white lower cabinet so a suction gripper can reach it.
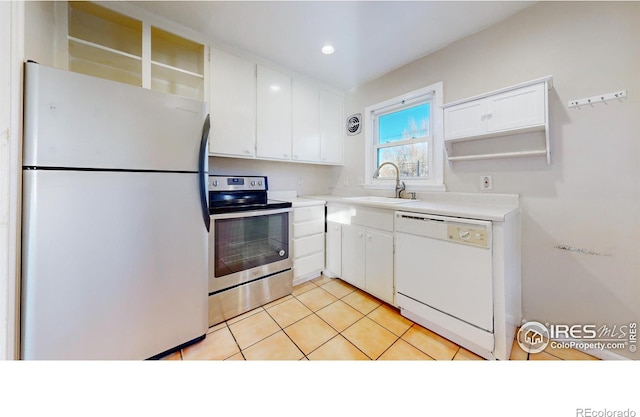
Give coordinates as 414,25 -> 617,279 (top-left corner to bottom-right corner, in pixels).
364,229 -> 394,304
341,224 -> 366,289
292,204 -> 325,285
341,224 -> 394,305
335,205 -> 395,305
325,221 -> 342,278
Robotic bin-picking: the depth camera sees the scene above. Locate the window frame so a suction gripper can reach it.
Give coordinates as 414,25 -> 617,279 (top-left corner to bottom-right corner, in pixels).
364,82 -> 445,192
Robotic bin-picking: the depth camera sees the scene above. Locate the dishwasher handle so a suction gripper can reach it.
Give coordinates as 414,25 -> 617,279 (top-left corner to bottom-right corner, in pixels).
395,212 -> 444,223
395,211 -> 448,239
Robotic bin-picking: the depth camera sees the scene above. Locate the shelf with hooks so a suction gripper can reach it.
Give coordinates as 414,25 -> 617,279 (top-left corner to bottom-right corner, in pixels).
568,90 -> 627,108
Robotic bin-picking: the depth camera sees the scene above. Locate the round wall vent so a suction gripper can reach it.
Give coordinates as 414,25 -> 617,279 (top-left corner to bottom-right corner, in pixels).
346,113 -> 362,136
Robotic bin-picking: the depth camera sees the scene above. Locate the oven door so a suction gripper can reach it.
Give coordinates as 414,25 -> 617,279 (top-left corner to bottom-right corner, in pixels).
209,207 -> 292,293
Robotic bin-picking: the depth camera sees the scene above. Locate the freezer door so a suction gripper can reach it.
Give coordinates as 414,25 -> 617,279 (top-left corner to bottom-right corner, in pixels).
21,170 -> 208,359
23,62 -> 207,172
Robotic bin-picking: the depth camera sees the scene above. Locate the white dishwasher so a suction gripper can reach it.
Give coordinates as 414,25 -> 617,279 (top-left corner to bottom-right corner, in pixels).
394,211 -> 495,358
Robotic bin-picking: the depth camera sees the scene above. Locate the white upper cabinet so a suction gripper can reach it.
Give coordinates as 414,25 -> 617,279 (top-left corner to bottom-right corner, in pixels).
256,65 -> 292,160
67,2 -> 143,87
444,81 -> 546,140
58,3 -> 343,165
292,79 -> 321,162
209,49 -> 256,157
319,89 -> 344,165
65,2 -> 205,100
443,99 -> 486,140
292,81 -> 345,165
443,76 -> 552,164
485,83 -> 545,133
149,27 -> 205,101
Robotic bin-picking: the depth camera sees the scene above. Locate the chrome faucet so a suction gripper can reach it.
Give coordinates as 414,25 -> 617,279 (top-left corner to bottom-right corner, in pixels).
373,162 -> 406,198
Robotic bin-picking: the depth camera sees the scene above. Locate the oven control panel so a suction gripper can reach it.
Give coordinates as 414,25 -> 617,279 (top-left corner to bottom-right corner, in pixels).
209,175 -> 268,191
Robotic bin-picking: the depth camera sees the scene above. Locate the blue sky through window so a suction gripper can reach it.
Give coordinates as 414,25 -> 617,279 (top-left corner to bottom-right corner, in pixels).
379,103 -> 430,144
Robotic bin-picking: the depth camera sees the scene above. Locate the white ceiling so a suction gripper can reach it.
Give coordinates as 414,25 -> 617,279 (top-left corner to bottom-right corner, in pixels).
128,1 -> 535,91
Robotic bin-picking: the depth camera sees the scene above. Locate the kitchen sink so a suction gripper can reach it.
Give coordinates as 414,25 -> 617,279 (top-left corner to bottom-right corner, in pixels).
343,196 -> 413,204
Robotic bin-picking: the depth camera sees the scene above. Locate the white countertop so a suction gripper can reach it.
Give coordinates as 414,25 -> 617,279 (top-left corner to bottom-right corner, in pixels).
302,193 -> 520,222
268,191 -> 326,207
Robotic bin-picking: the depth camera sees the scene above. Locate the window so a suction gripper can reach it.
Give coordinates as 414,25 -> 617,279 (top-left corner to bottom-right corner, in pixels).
376,102 -> 431,178
364,82 -> 444,191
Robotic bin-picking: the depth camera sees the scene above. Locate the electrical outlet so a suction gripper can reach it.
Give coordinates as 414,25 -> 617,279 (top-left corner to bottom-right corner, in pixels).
481,175 -> 493,191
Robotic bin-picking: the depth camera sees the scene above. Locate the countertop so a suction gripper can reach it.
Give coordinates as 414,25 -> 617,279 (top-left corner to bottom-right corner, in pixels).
268,191 -> 326,208
302,193 -> 520,222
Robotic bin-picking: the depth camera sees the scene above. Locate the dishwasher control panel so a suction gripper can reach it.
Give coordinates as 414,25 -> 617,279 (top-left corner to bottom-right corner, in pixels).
447,224 -> 489,248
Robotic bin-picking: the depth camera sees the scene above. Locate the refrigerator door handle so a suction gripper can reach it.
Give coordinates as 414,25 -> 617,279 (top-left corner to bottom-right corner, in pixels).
198,114 -> 211,232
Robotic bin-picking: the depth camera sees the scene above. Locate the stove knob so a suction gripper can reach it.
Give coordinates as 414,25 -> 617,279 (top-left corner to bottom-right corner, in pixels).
251,181 -> 256,186
258,180 -> 263,186
212,180 -> 219,187
459,229 -> 471,240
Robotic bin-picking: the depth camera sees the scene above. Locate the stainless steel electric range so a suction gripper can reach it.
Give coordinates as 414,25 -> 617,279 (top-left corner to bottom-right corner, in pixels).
207,175 -> 293,327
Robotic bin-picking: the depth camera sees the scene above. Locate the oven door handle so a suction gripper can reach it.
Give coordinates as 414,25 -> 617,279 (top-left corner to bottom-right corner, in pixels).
198,114 -> 211,232
210,207 -> 292,220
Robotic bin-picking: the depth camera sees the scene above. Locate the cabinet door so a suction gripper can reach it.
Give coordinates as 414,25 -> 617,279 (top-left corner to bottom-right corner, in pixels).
365,230 -> 394,305
486,82 -> 545,133
209,49 -> 256,157
443,99 -> 486,140
340,224 -> 366,289
325,221 -> 342,278
319,89 -> 344,165
292,79 -> 320,162
256,65 -> 292,160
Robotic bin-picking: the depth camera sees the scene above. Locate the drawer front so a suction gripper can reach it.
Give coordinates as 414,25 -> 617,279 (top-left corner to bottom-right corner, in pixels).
352,206 -> 394,231
293,219 -> 324,238
293,205 -> 324,223
293,252 -> 325,279
293,234 -> 325,258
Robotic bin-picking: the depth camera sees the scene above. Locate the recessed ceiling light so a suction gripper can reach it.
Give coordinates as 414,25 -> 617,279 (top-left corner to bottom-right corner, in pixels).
321,45 -> 335,55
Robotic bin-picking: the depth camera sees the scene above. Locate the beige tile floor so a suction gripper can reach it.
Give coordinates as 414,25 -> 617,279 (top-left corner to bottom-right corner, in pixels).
161,275 -> 599,361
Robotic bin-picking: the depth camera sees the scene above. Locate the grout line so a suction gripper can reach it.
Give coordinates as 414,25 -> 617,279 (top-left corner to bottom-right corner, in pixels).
222,321 -> 245,360
451,347 -> 462,360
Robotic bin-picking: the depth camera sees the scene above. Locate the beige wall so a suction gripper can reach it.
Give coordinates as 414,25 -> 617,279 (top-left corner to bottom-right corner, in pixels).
209,156 -> 336,195
340,1 -> 640,359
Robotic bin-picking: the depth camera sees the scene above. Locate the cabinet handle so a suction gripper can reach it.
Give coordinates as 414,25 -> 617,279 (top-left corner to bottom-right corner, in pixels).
283,153 -> 289,158
367,234 -> 372,240
244,149 -> 252,154
358,232 -> 364,238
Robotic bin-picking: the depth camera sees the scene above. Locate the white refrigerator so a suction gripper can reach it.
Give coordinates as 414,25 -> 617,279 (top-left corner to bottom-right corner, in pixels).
21,62 -> 210,359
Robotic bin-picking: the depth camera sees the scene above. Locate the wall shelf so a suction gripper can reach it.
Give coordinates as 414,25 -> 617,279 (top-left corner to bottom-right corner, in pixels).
443,76 -> 553,165
66,2 -> 205,100
447,149 -> 548,162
